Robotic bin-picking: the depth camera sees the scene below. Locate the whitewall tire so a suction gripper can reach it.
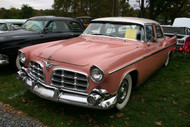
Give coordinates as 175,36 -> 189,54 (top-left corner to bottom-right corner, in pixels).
116,74 -> 132,110
16,55 -> 21,70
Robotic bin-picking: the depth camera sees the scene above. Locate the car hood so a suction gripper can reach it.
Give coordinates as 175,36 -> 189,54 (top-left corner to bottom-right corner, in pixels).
0,29 -> 39,38
35,36 -> 139,66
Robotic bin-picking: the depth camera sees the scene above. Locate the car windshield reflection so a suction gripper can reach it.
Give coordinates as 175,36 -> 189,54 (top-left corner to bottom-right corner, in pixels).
83,22 -> 145,41
21,20 -> 47,31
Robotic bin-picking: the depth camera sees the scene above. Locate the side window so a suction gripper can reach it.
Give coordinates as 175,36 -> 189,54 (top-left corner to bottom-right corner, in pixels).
137,27 -> 145,41
10,24 -> 17,30
47,21 -> 69,32
47,22 -> 55,32
155,26 -> 164,39
146,25 -> 154,42
69,21 -> 83,31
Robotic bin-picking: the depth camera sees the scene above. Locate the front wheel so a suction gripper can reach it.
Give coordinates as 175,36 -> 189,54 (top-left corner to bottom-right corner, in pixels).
16,55 -> 22,70
8,54 -> 21,71
116,74 -> 132,110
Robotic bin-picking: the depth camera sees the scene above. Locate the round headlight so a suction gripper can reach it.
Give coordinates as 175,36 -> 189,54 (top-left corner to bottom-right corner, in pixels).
90,66 -> 104,83
19,52 -> 27,63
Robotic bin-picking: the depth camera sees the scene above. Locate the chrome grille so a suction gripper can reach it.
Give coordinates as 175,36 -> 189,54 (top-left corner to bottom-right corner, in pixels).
29,61 -> 45,83
51,69 -> 88,92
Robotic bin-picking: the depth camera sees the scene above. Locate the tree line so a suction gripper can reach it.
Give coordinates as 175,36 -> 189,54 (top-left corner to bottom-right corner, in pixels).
0,4 -> 57,19
0,0 -> 190,24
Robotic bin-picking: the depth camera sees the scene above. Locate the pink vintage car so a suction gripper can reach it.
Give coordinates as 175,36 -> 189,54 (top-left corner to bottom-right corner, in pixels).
17,17 -> 176,110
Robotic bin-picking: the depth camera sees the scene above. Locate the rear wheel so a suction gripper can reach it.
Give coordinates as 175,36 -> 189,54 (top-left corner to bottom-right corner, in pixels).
116,74 -> 132,110
164,54 -> 170,66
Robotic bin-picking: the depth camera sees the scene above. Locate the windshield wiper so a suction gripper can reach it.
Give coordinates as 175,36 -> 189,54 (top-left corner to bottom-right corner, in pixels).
105,34 -> 117,37
91,33 -> 105,35
90,33 -> 118,37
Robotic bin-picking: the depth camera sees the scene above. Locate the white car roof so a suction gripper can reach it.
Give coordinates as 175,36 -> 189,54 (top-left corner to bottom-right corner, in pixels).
173,18 -> 190,28
92,17 -> 160,26
0,19 -> 26,24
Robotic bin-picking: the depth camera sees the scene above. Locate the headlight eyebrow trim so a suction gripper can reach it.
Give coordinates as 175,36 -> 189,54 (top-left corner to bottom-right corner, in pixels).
19,51 -> 27,64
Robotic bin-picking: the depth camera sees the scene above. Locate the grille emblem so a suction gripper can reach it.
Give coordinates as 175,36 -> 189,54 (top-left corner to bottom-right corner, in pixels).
43,60 -> 58,71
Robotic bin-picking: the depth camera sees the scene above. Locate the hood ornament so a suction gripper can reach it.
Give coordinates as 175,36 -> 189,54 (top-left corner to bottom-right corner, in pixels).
47,56 -> 54,61
43,60 -> 58,71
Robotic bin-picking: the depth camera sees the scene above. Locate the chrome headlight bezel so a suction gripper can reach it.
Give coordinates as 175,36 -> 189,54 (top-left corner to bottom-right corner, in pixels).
19,52 -> 27,64
90,65 -> 104,83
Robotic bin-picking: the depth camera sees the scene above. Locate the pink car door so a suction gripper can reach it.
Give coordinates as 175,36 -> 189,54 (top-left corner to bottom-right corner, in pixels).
137,25 -> 165,82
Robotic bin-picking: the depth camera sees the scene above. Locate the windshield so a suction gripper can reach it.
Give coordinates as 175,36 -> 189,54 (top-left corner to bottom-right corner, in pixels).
83,22 -> 145,41
21,20 -> 47,31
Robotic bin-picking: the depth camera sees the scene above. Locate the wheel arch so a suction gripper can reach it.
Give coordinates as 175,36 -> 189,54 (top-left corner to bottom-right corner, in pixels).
117,69 -> 139,91
115,69 -> 139,110
128,70 -> 139,89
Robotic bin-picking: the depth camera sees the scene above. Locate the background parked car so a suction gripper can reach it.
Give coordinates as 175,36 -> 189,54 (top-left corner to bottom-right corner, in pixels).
162,17 -> 190,53
76,16 -> 92,28
0,19 -> 26,33
17,17 -> 176,110
162,25 -> 190,52
0,16 -> 85,69
0,23 -> 20,33
173,17 -> 190,28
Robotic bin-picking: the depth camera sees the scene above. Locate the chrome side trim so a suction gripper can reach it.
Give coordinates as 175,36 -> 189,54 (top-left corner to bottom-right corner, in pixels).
109,42 -> 176,74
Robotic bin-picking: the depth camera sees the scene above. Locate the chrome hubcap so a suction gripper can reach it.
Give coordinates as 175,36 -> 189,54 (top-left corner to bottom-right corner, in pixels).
118,80 -> 128,104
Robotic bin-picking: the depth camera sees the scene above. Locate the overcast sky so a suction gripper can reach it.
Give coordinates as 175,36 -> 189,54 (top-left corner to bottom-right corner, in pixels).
0,0 -> 139,10
0,0 -> 54,10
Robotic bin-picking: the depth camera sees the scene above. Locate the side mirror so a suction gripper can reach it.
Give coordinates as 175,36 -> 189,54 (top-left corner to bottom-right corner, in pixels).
147,42 -> 151,46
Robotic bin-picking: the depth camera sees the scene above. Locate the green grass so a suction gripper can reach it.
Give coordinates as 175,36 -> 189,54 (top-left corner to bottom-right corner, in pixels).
0,53 -> 190,127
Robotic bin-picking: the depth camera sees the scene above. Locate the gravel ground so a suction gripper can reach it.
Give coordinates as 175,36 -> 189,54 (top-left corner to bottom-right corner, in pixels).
0,102 -> 44,127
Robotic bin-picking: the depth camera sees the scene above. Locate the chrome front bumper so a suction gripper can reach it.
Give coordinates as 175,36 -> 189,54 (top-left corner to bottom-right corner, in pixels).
17,67 -> 117,109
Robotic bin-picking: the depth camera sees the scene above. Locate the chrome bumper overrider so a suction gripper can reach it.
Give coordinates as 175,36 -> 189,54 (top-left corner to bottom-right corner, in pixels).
17,67 -> 117,109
